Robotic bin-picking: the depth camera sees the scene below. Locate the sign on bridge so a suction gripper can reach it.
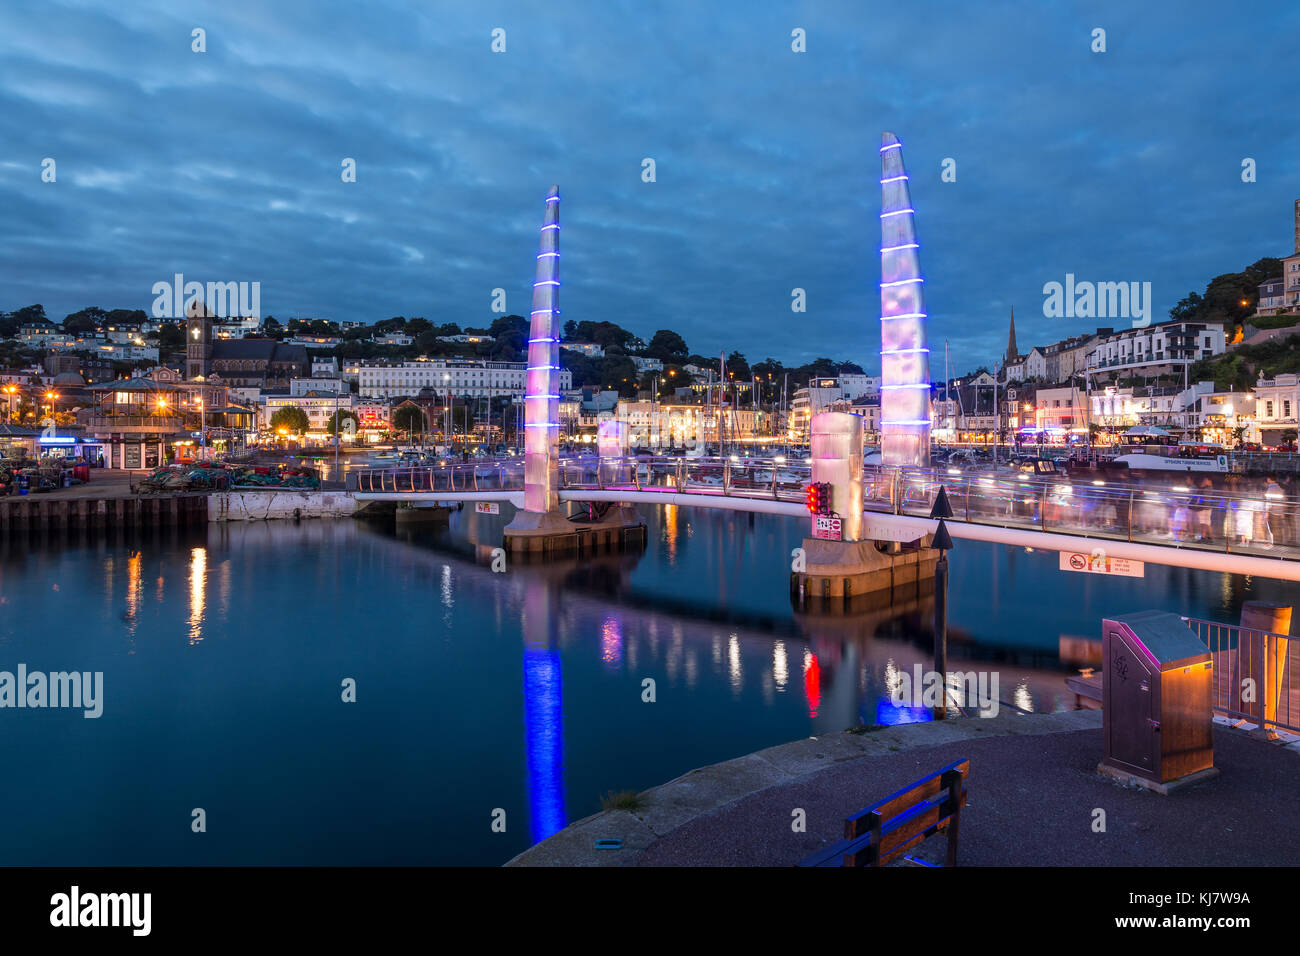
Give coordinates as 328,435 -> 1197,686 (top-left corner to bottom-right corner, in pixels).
812,516 -> 843,541
1060,549 -> 1144,578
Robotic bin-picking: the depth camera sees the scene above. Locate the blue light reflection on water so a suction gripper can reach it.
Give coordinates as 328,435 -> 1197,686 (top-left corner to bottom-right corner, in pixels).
522,647 -> 566,843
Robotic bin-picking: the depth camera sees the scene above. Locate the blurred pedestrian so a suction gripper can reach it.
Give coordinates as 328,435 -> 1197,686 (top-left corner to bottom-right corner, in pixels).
1264,473 -> 1284,549
1191,477 -> 1215,543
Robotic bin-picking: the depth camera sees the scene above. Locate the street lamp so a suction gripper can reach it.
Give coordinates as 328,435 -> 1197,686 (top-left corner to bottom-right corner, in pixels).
195,396 -> 205,458
2,384 -> 16,424
930,486 -> 956,720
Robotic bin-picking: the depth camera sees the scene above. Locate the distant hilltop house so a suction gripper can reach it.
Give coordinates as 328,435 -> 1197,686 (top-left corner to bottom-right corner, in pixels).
186,301 -> 308,388
561,342 -> 605,358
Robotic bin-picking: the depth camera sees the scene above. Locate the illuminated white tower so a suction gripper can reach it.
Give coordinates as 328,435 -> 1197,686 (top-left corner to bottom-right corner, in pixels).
879,132 -> 931,466
523,186 -> 562,514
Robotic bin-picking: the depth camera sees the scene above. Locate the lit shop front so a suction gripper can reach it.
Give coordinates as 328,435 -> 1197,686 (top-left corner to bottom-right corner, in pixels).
102,437 -> 166,470
37,433 -> 108,466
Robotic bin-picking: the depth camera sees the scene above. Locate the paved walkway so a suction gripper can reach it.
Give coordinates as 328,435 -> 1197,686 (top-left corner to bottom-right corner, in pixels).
508,710 -> 1300,866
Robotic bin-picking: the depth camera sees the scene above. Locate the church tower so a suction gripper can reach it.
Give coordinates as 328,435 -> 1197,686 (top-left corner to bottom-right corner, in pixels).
186,299 -> 214,380
1004,307 -> 1019,367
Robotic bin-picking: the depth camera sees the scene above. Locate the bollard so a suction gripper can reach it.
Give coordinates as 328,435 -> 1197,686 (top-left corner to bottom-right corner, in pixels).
1239,601 -> 1291,738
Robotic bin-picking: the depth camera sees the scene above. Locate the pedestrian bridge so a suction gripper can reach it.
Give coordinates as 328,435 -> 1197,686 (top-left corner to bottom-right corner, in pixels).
350,455 -> 1300,582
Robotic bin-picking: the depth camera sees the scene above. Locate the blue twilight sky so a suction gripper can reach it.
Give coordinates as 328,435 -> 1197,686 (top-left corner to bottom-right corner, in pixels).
1,0 -> 1297,375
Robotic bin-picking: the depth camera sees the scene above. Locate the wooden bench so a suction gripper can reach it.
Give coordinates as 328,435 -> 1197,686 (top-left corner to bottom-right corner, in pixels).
797,758 -> 969,867
1066,668 -> 1102,710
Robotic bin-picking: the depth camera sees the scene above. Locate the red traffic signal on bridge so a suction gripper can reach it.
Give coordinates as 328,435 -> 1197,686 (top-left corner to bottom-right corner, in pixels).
805,481 -> 833,516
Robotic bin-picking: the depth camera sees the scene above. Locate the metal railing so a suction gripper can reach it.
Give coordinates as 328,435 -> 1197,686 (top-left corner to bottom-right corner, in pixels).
1182,616 -> 1298,733
352,454 -> 1300,559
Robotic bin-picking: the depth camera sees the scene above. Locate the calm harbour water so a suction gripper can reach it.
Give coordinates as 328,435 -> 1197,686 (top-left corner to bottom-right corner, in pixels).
0,504 -> 1295,866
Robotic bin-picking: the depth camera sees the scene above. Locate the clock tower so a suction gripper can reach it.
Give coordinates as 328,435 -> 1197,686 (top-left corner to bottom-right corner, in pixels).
186,300 -> 213,380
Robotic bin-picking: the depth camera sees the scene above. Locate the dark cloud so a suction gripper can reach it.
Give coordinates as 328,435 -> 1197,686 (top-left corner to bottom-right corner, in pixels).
2,0 -> 1296,373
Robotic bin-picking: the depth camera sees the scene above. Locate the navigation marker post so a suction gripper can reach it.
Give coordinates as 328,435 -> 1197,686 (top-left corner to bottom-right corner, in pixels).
930,486 -> 955,719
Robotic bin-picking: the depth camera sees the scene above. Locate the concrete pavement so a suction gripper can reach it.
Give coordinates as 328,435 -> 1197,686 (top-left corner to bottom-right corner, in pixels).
507,709 -> 1300,867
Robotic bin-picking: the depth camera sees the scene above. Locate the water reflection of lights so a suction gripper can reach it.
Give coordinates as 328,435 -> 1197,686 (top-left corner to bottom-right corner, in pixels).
803,649 -> 821,718
188,547 -> 206,645
599,617 -> 623,668
523,647 -> 566,844
727,634 -> 742,692
218,559 -> 231,619
666,632 -> 682,681
663,504 -> 679,565
124,552 -> 142,642
1013,681 -> 1033,713
684,648 -> 699,687
875,698 -> 931,725
773,641 -> 789,691
883,659 -> 902,700
440,565 -> 454,609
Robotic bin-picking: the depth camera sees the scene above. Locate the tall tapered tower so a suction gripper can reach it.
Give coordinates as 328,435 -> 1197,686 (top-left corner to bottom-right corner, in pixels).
879,132 -> 931,466
523,186 -> 562,514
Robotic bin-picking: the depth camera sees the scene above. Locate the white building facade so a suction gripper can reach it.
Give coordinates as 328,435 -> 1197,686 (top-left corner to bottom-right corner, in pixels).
357,360 -> 572,400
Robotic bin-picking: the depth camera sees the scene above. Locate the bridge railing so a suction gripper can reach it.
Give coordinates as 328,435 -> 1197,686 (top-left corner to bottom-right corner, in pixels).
1181,616 -> 1299,733
354,460 -> 525,494
885,467 -> 1299,556
556,455 -> 813,499
354,455 -> 1300,558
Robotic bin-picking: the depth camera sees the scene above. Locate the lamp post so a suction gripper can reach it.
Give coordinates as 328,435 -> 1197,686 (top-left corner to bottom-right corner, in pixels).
930,485 -> 955,720
2,384 -> 16,424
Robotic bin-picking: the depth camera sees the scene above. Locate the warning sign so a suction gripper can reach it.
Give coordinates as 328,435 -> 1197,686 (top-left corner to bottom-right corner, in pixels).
812,516 -> 842,541
1060,550 -> 1144,578
474,502 -> 500,515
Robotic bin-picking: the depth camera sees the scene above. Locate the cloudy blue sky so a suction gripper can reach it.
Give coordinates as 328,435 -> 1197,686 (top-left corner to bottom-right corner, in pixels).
2,0 -> 1297,374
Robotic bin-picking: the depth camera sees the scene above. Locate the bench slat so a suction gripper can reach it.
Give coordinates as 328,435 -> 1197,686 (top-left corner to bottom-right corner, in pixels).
797,757 -> 969,868
873,789 -> 966,867
844,758 -> 969,839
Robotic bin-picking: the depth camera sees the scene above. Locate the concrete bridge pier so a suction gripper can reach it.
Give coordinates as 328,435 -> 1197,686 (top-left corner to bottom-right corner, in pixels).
792,412 -> 938,612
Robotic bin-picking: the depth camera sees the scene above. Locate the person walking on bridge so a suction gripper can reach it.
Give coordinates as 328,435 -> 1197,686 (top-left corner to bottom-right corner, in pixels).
1264,474 -> 1284,549
1191,477 -> 1215,543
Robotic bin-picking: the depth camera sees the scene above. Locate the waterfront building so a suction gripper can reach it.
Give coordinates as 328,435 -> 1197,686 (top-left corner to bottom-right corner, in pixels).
1026,383 -> 1087,437
356,358 -> 571,400
1088,381 -> 1214,436
1253,373 -> 1300,447
1085,319 -> 1226,383
262,390 -> 357,436
1195,390 -> 1257,445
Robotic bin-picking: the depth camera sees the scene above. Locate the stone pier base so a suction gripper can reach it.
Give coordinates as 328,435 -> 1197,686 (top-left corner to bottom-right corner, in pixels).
503,506 -> 646,557
792,536 -> 939,609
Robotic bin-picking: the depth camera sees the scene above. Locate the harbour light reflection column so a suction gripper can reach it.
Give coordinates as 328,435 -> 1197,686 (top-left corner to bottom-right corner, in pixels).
879,132 -> 931,467
524,186 -> 562,514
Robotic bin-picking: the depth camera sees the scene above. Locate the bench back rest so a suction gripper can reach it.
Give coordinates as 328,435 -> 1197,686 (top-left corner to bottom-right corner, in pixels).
842,758 -> 968,867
